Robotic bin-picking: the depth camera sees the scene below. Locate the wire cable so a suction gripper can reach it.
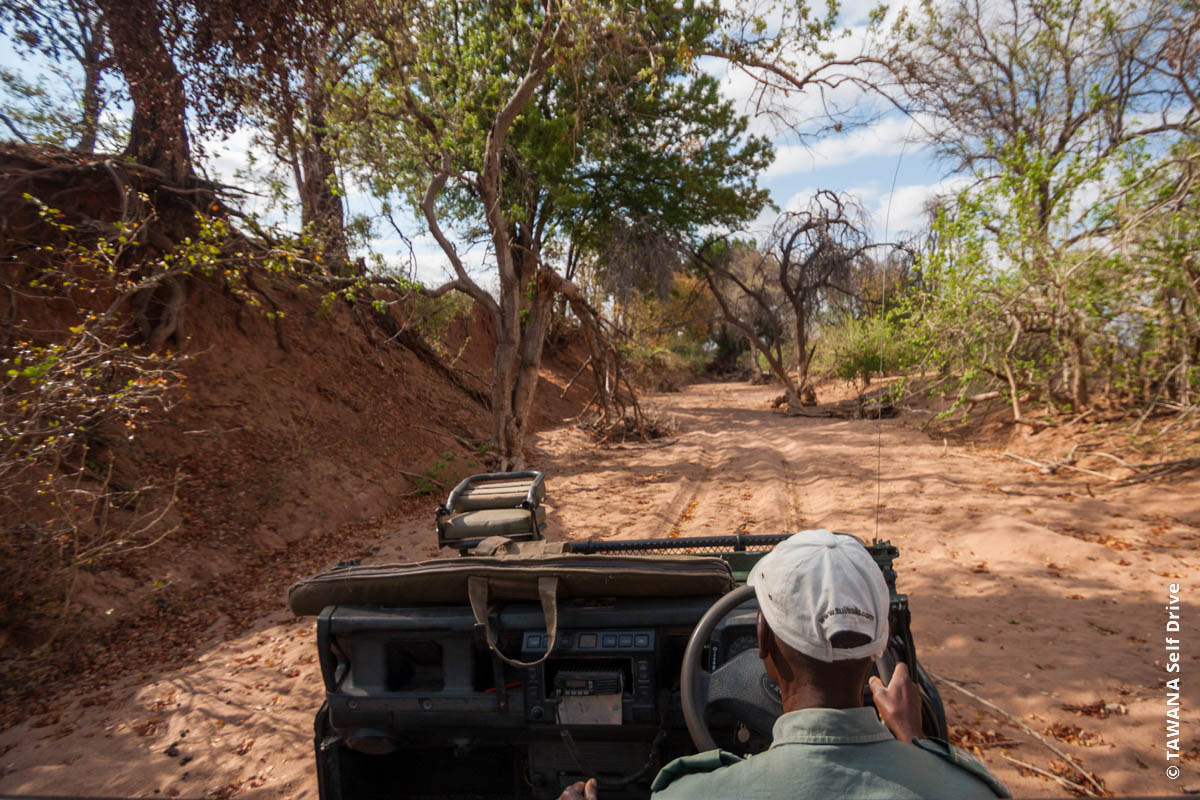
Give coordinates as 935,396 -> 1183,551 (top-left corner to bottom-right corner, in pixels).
875,119 -> 917,542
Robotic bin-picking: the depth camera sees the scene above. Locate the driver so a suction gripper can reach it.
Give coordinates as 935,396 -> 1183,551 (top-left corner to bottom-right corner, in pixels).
560,531 -> 1010,800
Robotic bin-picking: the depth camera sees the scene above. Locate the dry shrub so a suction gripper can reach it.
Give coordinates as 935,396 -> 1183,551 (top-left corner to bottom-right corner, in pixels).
578,409 -> 677,444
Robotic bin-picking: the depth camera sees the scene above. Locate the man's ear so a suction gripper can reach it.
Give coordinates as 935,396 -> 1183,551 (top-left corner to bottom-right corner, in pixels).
757,610 -> 771,660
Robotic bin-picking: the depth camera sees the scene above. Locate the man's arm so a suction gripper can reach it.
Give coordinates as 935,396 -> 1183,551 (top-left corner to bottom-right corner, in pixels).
868,662 -> 923,744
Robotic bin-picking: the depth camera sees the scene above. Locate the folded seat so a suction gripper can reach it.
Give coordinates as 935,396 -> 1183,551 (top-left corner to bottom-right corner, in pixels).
436,471 -> 548,552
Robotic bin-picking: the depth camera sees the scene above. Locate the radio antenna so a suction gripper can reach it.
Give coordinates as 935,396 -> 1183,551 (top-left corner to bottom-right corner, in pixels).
875,121 -> 916,543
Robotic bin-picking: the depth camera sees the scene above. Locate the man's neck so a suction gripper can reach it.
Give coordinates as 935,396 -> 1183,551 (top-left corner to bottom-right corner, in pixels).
781,684 -> 865,713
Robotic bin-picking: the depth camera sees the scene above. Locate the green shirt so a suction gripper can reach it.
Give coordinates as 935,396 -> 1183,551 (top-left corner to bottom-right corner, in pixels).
651,708 -> 1010,799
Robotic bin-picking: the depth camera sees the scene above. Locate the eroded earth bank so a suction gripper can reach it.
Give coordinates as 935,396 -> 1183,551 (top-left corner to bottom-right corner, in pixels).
1,382 -> 1197,798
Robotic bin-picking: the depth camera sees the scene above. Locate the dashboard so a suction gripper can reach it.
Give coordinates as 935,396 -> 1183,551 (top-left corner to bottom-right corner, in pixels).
314,593 -> 760,799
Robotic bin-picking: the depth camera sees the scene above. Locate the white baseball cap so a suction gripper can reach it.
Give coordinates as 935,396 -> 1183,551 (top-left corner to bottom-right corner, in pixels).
748,530 -> 890,662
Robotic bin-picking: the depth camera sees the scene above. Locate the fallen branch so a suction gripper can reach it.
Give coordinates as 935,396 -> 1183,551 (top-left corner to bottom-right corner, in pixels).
785,408 -> 836,418
1151,405 -> 1197,441
965,390 -> 1001,409
1003,452 -> 1049,470
1000,754 -> 1099,798
1112,457 -> 1200,487
975,739 -> 1024,749
560,356 -> 592,399
1002,452 -> 1115,481
1081,451 -> 1135,471
927,669 -> 1106,797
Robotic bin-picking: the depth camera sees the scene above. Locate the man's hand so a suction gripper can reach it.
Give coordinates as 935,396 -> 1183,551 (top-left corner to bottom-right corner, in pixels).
558,777 -> 598,800
869,662 -> 923,744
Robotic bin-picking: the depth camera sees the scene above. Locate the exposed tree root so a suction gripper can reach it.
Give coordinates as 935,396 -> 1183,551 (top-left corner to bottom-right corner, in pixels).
364,301 -> 492,409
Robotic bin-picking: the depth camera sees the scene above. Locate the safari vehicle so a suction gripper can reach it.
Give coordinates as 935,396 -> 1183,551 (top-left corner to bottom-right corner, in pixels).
288,471 -> 947,799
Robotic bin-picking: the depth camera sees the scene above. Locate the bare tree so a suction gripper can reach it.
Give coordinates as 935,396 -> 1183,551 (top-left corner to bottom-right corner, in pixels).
693,241 -> 807,407
774,191 -> 875,394
0,0 -> 110,152
692,191 -> 880,410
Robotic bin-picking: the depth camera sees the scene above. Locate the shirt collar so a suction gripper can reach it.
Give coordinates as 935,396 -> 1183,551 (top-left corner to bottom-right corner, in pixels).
770,707 -> 896,746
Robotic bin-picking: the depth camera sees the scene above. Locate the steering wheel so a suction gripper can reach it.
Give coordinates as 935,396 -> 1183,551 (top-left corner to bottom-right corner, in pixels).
681,585 -> 951,753
680,585 -> 781,752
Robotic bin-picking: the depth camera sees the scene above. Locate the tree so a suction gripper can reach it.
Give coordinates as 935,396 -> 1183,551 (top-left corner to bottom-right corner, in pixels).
773,191 -> 876,394
692,191 -> 881,409
885,0 -> 1198,421
236,11 -> 359,270
340,0 -> 771,467
696,240 -> 798,396
93,0 -> 191,182
0,0 -> 112,152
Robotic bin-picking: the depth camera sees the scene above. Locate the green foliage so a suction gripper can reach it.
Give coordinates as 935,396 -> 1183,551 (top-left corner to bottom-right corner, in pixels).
338,0 -> 772,273
0,193 -> 195,660
814,314 -> 915,388
623,343 -> 709,392
610,273 -> 718,389
415,451 -> 462,496
878,0 -> 1199,422
0,65 -> 123,150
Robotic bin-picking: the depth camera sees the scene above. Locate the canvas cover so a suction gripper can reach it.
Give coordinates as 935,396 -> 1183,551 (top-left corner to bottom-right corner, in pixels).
287,551 -> 735,617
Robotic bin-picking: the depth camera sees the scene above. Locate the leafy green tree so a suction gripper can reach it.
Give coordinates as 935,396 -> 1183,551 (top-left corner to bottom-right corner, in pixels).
339,0 -> 772,466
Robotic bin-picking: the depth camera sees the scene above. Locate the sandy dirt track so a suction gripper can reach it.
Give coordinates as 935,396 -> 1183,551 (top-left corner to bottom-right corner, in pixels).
1,381 -> 1197,798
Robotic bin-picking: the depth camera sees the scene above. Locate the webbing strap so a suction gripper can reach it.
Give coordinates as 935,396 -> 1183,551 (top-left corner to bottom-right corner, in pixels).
467,575 -> 559,668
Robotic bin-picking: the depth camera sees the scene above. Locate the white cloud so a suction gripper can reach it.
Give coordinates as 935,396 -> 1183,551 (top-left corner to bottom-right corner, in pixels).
871,175 -> 972,239
764,115 -> 925,178
781,188 -> 815,213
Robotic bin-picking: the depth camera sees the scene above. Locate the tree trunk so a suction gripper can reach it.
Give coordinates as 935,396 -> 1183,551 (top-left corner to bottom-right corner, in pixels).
703,273 -> 804,411
794,310 -> 811,391
74,22 -> 104,155
1067,331 -> 1089,410
96,0 -> 190,183
747,333 -> 762,377
491,317 -> 522,469
299,68 -> 348,272
509,269 -> 557,463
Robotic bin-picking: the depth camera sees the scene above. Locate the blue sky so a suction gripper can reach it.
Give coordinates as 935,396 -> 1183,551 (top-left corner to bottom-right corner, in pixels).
1,2 -> 960,289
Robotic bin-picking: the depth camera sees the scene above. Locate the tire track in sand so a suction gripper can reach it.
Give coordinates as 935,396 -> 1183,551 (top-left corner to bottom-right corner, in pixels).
662,450 -> 714,538
667,426 -> 802,538
780,456 -> 802,532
